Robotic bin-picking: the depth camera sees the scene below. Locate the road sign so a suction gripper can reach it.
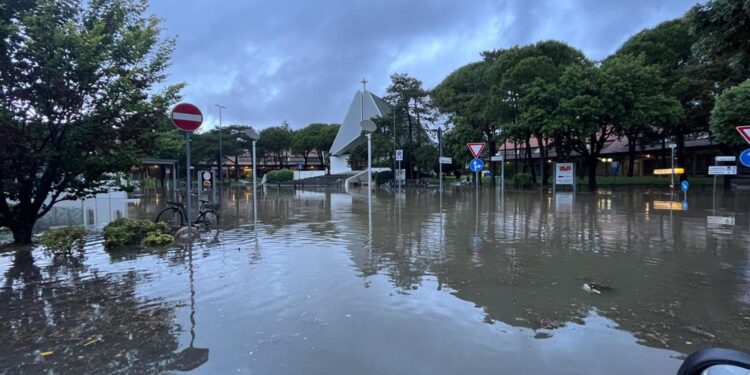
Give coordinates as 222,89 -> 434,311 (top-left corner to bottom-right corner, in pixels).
171,103 -> 203,132
555,163 -> 575,185
737,125 -> 750,144
715,156 -> 736,162
490,155 -> 503,162
467,143 -> 486,158
681,180 -> 689,192
708,165 -> 738,175
439,156 -> 452,164
395,149 -> 403,161
469,158 -> 484,172
741,148 -> 750,168
297,162 -> 304,170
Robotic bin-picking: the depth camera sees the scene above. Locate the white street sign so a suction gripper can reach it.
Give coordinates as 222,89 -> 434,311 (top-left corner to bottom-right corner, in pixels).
715,156 -> 736,162
439,156 -> 452,164
395,169 -> 406,181
555,163 -> 575,185
490,155 -> 504,162
395,149 -> 403,161
708,165 -> 737,175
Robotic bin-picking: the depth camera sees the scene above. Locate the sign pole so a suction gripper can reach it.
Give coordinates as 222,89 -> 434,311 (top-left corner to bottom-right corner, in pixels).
185,131 -> 192,242
553,162 -> 556,195
501,157 -> 505,193
252,140 -> 258,226
438,128 -> 443,193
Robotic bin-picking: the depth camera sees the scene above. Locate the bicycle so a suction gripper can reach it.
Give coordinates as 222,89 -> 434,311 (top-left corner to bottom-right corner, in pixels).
155,192 -> 220,230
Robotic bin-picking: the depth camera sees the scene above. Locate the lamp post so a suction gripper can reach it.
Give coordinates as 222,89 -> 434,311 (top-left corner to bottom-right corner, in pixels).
245,128 -> 261,227
215,104 -> 226,185
361,119 -> 377,216
669,143 -> 677,193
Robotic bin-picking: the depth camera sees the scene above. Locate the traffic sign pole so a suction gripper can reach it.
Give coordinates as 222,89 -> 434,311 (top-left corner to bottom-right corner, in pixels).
171,103 -> 203,241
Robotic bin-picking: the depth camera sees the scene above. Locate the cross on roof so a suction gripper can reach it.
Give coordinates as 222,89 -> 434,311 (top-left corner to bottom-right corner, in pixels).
361,78 -> 368,92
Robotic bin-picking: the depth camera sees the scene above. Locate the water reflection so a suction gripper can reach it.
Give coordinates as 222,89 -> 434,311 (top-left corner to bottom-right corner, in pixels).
0,251 -> 185,373
4,186 -> 750,373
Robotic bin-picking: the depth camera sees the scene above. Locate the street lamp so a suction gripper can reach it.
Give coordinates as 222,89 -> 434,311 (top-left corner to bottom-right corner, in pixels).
245,128 -> 260,226
215,104 -> 226,185
361,119 -> 376,192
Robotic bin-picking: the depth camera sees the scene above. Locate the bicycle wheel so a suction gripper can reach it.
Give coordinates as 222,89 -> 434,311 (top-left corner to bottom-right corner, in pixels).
156,207 -> 184,229
196,210 -> 219,228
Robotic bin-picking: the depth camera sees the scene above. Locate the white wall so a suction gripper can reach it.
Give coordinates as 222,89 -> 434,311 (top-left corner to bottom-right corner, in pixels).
330,155 -> 351,174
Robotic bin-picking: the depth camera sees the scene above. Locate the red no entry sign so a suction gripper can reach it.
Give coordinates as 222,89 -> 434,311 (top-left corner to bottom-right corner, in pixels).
171,103 -> 203,132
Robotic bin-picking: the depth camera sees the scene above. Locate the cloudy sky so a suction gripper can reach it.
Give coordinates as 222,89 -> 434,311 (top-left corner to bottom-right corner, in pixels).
148,0 -> 698,130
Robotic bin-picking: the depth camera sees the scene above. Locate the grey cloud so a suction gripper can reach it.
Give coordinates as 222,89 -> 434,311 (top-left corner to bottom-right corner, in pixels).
149,0 -> 697,129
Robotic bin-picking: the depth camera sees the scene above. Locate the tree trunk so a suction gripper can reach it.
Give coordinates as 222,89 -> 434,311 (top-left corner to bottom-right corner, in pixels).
587,156 -> 598,191
10,215 -> 36,244
660,139 -> 667,168
676,130 -> 687,181
537,135 -> 547,186
525,137 -> 537,184
235,155 -> 240,181
627,133 -> 637,177
487,132 -> 497,187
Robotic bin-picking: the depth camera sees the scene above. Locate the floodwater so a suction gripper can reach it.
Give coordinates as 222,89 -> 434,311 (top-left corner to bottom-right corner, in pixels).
2,185 -> 750,374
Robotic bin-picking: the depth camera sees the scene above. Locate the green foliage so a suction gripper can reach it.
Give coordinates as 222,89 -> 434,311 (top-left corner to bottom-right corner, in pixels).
413,145 -> 438,174
348,130 -> 394,170
102,218 -> 168,250
375,171 -> 394,185
512,173 -> 534,189
692,0 -> 750,87
711,79 -> 750,145
259,122 -> 294,166
39,227 -> 87,255
143,231 -> 174,247
0,0 -> 181,244
265,169 -> 294,183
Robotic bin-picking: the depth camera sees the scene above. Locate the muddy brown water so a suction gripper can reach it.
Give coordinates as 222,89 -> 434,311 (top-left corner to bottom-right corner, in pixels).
1,186 -> 749,374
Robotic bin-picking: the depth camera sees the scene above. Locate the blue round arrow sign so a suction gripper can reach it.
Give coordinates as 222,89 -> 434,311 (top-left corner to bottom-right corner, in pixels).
681,180 -> 689,192
469,158 -> 484,172
740,148 -> 750,168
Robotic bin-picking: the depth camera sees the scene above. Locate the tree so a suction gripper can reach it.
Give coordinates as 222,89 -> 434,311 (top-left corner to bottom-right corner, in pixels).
0,0 -> 181,244
601,54 -> 683,176
314,124 -> 340,173
413,144 -> 439,175
692,0 -> 750,88
553,62 -> 617,190
258,122 -> 294,168
617,18 -> 718,174
385,73 -> 436,178
710,79 -> 750,146
292,123 -> 335,167
432,62 -> 494,182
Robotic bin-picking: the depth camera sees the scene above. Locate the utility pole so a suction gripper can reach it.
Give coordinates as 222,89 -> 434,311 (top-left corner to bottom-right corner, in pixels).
215,104 -> 226,186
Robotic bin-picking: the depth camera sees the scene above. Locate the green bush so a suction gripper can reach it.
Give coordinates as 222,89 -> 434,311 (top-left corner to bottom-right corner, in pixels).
266,169 -> 294,183
102,218 -> 168,249
512,173 -> 533,188
39,227 -> 87,255
375,171 -> 394,185
143,231 -> 174,246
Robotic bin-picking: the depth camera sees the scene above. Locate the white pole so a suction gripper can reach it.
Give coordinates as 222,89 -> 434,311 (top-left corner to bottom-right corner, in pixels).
252,140 -> 258,226
367,132 -> 372,195
186,131 -> 192,242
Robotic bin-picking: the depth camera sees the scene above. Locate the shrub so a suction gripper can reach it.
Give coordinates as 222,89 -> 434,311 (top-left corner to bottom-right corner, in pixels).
39,227 -> 87,255
265,169 -> 294,183
143,231 -> 174,246
512,173 -> 533,188
102,218 -> 168,249
375,170 -> 394,185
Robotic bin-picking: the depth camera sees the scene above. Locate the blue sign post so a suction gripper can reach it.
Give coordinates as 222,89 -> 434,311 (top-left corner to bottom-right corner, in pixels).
681,180 -> 689,202
740,148 -> 750,168
469,158 -> 484,193
469,158 -> 484,172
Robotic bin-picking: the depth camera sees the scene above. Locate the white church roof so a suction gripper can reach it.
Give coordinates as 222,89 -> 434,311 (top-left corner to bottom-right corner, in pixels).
329,90 -> 392,156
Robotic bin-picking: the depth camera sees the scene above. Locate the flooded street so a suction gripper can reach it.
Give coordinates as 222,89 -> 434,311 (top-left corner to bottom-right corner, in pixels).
2,186 -> 750,374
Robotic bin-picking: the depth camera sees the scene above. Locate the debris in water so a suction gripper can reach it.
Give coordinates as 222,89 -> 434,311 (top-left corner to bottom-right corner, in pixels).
582,283 -> 601,294
41,351 -> 54,356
